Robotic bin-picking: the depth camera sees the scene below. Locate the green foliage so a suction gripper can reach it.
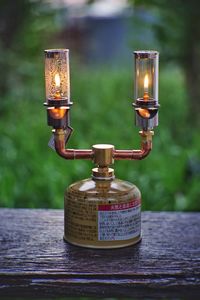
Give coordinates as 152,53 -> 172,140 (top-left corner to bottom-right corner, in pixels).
132,0 -> 198,62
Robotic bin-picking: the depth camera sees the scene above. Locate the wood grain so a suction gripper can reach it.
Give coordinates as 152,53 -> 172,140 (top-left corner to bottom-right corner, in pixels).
0,209 -> 199,299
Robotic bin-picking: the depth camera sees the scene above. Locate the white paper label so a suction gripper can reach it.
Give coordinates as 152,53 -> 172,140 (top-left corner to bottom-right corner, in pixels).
98,199 -> 141,241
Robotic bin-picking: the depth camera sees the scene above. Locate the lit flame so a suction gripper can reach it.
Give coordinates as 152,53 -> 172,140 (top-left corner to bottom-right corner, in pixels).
144,74 -> 149,90
143,74 -> 149,100
55,73 -> 60,88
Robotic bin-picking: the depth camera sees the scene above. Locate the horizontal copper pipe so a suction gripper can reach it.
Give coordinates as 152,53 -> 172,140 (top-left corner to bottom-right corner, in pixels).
55,147 -> 93,160
113,141 -> 152,160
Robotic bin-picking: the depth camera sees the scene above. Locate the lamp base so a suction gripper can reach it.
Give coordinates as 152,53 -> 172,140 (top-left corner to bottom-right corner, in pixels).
64,175 -> 142,249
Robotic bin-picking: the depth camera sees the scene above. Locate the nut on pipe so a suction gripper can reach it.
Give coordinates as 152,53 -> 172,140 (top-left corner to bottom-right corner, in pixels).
139,130 -> 154,142
92,144 -> 114,167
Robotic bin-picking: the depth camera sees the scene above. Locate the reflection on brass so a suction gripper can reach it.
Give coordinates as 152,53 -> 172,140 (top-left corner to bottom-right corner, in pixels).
138,108 -> 150,118
48,107 -> 66,119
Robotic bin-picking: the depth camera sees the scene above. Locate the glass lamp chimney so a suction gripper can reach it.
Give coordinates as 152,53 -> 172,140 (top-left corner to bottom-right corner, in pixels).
133,51 -> 159,130
45,49 -> 70,104
134,51 -> 159,103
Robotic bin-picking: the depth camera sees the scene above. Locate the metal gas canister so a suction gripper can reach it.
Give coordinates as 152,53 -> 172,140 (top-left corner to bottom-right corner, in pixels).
64,144 -> 142,249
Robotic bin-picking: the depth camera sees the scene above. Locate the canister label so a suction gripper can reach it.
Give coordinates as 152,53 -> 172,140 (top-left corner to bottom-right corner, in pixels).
98,199 -> 141,241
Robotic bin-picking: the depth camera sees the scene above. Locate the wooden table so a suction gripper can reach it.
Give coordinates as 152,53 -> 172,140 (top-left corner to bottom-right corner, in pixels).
0,209 -> 199,299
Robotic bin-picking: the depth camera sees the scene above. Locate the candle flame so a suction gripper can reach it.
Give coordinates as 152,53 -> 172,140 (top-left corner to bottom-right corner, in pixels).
144,74 -> 149,89
55,73 -> 60,88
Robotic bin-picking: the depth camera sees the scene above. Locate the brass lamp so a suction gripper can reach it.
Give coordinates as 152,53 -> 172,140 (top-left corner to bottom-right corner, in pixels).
44,49 -> 159,249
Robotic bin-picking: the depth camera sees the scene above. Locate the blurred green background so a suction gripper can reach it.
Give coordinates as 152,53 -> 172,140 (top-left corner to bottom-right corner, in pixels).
0,0 -> 200,211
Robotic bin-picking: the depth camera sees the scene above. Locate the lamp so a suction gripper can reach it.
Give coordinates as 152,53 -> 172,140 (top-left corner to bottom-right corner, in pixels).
44,49 -> 72,129
44,49 -> 159,249
133,50 -> 159,130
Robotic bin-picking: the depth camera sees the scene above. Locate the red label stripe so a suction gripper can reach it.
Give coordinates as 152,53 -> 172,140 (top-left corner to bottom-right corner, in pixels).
98,199 -> 141,211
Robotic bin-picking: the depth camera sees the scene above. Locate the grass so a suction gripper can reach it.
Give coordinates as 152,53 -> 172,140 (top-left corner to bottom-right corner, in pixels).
0,61 -> 199,211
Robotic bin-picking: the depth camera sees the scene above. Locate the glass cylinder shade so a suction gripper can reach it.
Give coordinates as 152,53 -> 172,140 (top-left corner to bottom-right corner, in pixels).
45,49 -> 70,103
134,51 -> 159,103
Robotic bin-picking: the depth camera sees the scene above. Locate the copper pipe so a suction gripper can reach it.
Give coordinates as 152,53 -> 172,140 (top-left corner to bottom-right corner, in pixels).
113,142 -> 152,160
54,129 -> 93,160
54,129 -> 153,161
114,130 -> 153,160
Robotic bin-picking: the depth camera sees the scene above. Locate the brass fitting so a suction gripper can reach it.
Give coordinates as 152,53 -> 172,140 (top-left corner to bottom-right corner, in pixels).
92,167 -> 114,180
92,144 -> 115,180
92,144 -> 114,167
139,130 -> 154,143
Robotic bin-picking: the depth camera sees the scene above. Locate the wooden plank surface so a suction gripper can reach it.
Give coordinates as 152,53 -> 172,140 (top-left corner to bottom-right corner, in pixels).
0,209 -> 199,299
